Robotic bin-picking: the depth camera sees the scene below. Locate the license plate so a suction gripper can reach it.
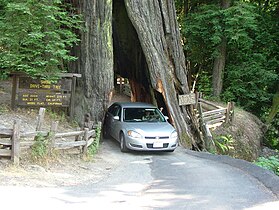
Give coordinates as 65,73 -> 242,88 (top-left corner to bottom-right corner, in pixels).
153,142 -> 163,148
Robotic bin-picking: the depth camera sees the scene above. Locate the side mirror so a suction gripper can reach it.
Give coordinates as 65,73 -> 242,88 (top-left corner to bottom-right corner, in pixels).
113,116 -> 120,121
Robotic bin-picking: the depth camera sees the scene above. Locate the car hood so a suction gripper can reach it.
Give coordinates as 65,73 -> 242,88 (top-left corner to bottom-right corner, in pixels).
124,122 -> 175,137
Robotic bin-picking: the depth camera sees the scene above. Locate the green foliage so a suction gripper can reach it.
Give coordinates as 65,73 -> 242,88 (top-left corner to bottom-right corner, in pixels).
0,0 -> 83,79
31,131 -> 56,163
87,125 -> 102,158
31,132 -> 49,161
264,113 -> 279,149
177,0 -> 278,132
181,4 -> 222,65
222,57 -> 278,112
196,71 -> 212,96
213,134 -> 234,154
254,155 -> 279,176
46,108 -> 67,123
0,104 -> 9,113
222,3 -> 278,113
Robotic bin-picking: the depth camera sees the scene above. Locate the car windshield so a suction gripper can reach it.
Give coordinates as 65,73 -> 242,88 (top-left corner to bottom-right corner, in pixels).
123,108 -> 166,122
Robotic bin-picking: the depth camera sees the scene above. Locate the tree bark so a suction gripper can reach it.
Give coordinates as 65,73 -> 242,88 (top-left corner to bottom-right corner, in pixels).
212,0 -> 231,98
69,0 -> 114,124
124,0 -> 202,148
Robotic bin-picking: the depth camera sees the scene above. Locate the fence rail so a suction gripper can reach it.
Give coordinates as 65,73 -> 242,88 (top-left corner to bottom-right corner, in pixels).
0,110 -> 99,165
196,97 -> 235,152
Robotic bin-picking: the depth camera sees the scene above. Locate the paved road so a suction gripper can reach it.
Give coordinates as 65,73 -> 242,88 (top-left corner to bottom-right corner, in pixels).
1,138 -> 279,210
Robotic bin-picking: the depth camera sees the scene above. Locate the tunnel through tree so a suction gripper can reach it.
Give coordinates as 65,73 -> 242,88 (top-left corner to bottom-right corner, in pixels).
70,0 -> 203,150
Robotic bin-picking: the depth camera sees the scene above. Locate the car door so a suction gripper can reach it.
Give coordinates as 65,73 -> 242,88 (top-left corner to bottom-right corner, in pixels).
106,104 -> 122,140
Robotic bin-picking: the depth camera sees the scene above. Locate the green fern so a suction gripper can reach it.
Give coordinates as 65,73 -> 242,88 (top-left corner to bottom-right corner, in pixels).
254,156 -> 279,176
213,135 -> 234,154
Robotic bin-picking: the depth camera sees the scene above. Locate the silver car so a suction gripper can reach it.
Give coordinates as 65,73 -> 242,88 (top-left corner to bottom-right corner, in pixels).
103,102 -> 178,152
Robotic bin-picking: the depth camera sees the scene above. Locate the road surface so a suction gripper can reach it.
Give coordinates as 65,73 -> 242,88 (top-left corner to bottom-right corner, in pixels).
0,138 -> 278,210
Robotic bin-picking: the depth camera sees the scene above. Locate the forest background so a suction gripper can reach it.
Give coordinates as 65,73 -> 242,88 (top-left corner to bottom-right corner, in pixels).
0,0 -> 278,150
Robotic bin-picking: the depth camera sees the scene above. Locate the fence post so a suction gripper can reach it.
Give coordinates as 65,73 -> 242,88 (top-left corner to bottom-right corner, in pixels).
225,102 -> 235,125
49,121 -> 59,149
36,107 -> 45,131
197,102 -> 206,148
225,102 -> 231,124
11,120 -> 20,165
83,128 -> 89,157
230,102 -> 235,124
198,103 -> 216,153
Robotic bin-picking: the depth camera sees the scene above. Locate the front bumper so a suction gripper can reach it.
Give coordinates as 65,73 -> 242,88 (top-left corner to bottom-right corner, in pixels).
125,135 -> 178,151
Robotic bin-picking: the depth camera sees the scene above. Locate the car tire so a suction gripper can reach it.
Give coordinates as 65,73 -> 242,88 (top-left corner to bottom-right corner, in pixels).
120,132 -> 128,152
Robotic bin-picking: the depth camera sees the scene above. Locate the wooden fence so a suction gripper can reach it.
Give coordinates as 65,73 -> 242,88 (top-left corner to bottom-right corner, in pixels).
196,97 -> 235,152
0,119 -> 98,165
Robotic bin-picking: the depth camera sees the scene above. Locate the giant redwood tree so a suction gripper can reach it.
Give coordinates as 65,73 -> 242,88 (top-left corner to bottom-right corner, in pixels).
70,0 -> 203,149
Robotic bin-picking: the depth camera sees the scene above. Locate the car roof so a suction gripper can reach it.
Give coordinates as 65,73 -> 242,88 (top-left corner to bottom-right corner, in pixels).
112,102 -> 157,109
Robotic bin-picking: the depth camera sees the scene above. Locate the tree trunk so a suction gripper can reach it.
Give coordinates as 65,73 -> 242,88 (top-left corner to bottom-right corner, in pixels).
69,0 -> 114,124
212,0 -> 231,98
123,0 -> 202,148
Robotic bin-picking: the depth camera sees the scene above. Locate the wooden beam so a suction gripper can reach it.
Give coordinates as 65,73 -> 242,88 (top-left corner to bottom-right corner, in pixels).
0,128 -> 13,138
11,71 -> 82,78
21,131 -> 48,138
87,138 -> 94,147
54,140 -> 86,149
0,139 -> 12,146
88,130 -> 96,138
58,73 -> 82,78
202,108 -> 226,117
49,121 -> 59,148
11,120 -> 20,165
69,76 -> 77,120
11,74 -> 19,110
0,149 -> 11,157
36,107 -> 45,131
199,98 -> 222,109
55,131 -> 84,138
83,128 -> 89,156
203,113 -> 226,122
206,117 -> 226,125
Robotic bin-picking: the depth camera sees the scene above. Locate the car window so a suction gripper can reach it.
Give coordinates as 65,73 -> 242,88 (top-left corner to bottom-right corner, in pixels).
123,108 -> 166,122
108,105 -> 121,117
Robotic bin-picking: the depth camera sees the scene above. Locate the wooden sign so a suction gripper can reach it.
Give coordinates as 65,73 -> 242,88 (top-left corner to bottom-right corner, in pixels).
17,92 -> 70,107
18,77 -> 72,91
178,93 -> 196,106
11,73 -> 81,120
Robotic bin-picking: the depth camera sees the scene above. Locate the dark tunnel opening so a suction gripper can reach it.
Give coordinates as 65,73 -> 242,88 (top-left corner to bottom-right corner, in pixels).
112,0 -> 149,102
112,0 -> 171,120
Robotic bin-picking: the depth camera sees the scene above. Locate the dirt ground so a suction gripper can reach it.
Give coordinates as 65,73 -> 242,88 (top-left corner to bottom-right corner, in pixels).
0,79 -> 129,187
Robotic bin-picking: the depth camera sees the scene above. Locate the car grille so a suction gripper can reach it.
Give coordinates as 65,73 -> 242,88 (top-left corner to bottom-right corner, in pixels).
146,143 -> 169,148
145,136 -> 169,139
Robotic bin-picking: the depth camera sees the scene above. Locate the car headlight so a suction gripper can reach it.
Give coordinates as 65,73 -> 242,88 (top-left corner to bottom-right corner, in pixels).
170,131 -> 178,139
127,130 -> 142,138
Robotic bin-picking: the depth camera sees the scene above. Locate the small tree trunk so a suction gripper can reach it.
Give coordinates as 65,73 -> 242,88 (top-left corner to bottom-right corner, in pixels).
212,0 -> 231,98
212,39 -> 227,97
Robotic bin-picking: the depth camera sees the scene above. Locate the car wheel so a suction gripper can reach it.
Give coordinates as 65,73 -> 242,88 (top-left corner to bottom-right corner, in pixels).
120,132 -> 128,152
